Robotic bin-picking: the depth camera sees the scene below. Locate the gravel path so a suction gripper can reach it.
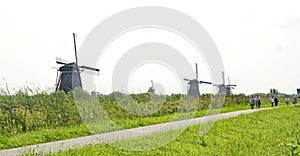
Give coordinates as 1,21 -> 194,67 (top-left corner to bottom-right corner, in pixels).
0,107 -> 272,156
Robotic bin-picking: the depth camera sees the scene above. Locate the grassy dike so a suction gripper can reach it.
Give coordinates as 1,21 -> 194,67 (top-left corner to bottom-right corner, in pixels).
39,106 -> 300,156
0,103 -> 272,150
0,88 -> 292,151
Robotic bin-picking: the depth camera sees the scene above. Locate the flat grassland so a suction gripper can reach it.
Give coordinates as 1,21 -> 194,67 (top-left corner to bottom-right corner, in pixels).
27,106 -> 300,156
1,89 -> 297,155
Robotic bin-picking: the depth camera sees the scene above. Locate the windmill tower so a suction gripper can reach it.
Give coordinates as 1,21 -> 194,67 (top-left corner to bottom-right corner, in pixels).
214,71 -> 236,95
148,80 -> 155,94
226,76 -> 236,94
55,33 -> 100,93
184,63 -> 212,96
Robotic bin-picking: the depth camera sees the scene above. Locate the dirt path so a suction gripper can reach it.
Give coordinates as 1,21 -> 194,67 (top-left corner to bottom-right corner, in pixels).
0,107 -> 273,156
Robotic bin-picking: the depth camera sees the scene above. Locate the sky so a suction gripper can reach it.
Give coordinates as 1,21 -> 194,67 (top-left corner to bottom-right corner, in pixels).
0,0 -> 300,95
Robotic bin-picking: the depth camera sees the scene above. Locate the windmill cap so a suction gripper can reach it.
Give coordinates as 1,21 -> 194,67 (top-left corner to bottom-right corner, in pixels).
58,62 -> 79,71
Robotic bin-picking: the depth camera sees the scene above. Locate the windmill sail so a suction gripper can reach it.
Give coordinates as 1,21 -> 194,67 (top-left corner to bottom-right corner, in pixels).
196,63 -> 198,79
73,33 -> 82,88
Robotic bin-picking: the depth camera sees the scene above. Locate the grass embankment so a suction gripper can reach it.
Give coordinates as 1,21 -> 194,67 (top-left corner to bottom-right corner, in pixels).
0,89 -> 292,150
42,106 -> 300,156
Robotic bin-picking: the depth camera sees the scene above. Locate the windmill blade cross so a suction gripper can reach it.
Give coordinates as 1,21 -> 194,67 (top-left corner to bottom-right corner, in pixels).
222,71 -> 225,85
73,33 -> 79,65
151,80 -> 154,88
79,65 -> 100,72
227,84 -> 237,87
56,61 -> 66,65
195,63 -> 198,79
200,81 -> 212,84
73,33 -> 82,88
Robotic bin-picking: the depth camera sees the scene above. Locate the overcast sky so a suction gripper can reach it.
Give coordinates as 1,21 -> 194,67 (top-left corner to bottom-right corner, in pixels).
0,0 -> 300,95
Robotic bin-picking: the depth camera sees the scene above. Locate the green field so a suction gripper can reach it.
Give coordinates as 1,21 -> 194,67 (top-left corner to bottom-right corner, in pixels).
36,106 -> 299,156
0,88 -> 295,151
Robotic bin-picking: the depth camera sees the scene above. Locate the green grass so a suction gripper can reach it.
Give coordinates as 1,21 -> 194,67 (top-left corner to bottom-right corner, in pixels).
40,106 -> 300,156
0,103 -> 289,150
0,88 -> 293,150
0,124 -> 92,150
0,104 -> 245,149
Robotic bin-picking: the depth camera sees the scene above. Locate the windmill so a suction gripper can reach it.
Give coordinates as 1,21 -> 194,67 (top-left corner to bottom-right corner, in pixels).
148,80 -> 155,94
184,63 -> 212,96
214,71 -> 237,95
55,33 -> 100,93
226,76 -> 237,94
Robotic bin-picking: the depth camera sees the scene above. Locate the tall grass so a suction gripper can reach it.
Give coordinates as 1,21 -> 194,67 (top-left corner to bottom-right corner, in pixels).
0,86 -> 291,137
0,87 -> 81,136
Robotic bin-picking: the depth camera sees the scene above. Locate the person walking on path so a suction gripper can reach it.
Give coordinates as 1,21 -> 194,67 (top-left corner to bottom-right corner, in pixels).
293,97 -> 297,105
256,95 -> 261,109
285,97 -> 289,106
274,97 -> 279,107
270,96 -> 275,107
250,95 -> 255,109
